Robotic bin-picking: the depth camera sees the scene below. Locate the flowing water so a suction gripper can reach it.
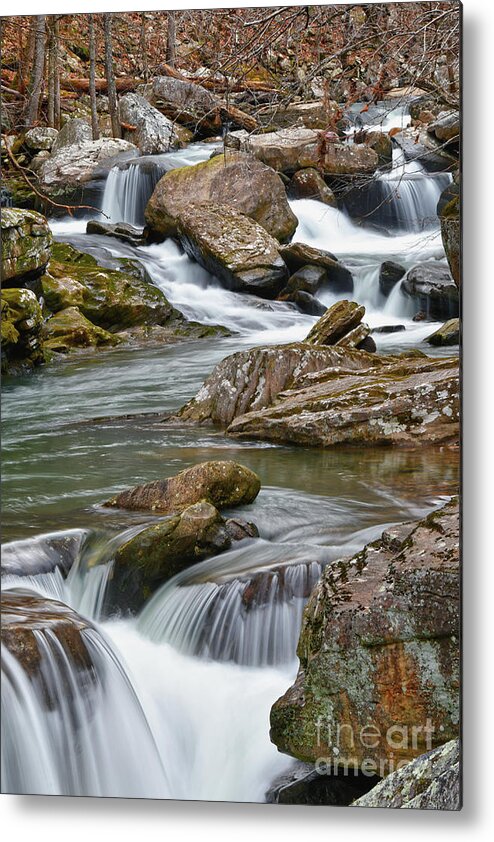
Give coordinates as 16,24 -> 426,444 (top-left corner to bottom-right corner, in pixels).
1,111 -> 459,800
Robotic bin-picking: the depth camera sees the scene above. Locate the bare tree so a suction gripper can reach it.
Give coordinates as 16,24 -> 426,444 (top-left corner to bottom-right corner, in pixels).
166,11 -> 176,68
47,16 -> 61,129
24,14 -> 46,127
139,12 -> 149,81
88,14 -> 100,140
103,12 -> 121,138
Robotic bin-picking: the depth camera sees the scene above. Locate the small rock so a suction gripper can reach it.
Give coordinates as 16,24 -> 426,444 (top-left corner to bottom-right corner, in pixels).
305,299 -> 366,345
379,260 -> 406,297
426,318 -> 460,346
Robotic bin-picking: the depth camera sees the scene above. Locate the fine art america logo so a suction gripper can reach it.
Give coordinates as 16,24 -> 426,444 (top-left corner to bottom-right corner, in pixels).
314,716 -> 446,778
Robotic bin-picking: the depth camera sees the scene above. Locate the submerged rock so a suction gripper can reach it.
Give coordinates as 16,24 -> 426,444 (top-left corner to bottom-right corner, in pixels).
177,203 -> 288,298
266,761 -> 379,806
270,499 -> 460,771
118,92 -> 179,155
426,318 -> 460,347
379,260 -> 406,297
85,220 -> 147,246
227,354 -> 459,448
1,208 -> 52,285
401,262 -> 459,320
145,149 -> 297,242
352,740 -> 460,809
305,300 -> 366,346
106,502 -> 258,612
104,460 -> 261,514
1,287 -> 44,374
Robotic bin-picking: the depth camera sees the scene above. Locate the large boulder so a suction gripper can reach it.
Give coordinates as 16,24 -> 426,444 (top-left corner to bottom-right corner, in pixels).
352,740 -> 460,810
270,499 -> 460,771
288,168 -> 337,206
175,343 -> 382,427
1,287 -> 44,373
24,126 -> 59,152
227,355 -> 460,448
256,100 -> 341,131
391,128 -> 456,173
104,460 -> 261,513
41,306 -> 121,352
39,137 -> 138,200
426,318 -> 460,347
105,502 -> 258,612
226,127 -> 378,175
280,242 -> 353,293
117,93 -> 179,155
146,75 -> 219,130
305,300 -> 366,346
145,150 -> 298,242
401,262 -> 459,320
427,111 -> 460,144
50,118 -> 92,155
1,208 -> 52,284
41,242 -> 177,331
177,203 -> 288,298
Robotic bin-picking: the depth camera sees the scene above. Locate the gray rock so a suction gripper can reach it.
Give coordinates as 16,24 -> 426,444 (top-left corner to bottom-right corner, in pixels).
24,126 -> 59,152
39,138 -> 138,196
379,260 -> 406,297
118,93 -> 179,155
148,75 -> 218,129
51,118 -> 92,155
402,262 -> 459,320
428,111 -> 460,143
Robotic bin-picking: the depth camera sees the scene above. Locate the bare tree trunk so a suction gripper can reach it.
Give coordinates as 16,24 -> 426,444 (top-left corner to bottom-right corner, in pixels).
166,11 -> 176,67
53,18 -> 61,129
140,12 -> 149,81
103,13 -> 121,138
47,18 -> 60,128
24,14 -> 46,127
89,14 -> 100,139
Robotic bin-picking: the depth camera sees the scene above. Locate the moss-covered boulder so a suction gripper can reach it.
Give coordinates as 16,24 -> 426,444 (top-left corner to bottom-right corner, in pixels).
106,502 -> 258,612
270,499 -> 460,772
104,460 -> 261,513
41,242 -> 177,331
1,208 -> 52,285
1,287 -> 44,374
305,300 -> 366,345
145,150 -> 297,242
42,306 -> 121,352
426,318 -> 460,347
177,203 -> 288,298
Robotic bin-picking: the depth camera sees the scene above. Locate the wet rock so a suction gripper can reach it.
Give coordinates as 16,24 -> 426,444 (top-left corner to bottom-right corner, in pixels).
365,131 -> 393,166
379,260 -> 406,297
428,111 -> 460,144
175,343 -> 379,428
270,499 -> 460,770
42,306 -> 121,352
1,530 -> 89,577
118,93 -> 179,155
227,354 -> 459,448
1,287 -> 44,374
24,126 -> 59,152
371,324 -> 406,334
104,460 -> 261,514
288,168 -> 337,206
41,242 -> 177,332
177,203 -> 288,298
85,220 -> 147,246
352,740 -> 460,809
226,127 -> 378,175
280,242 -> 353,293
335,322 -> 374,352
1,208 -> 52,285
438,188 -> 460,287
145,149 -> 297,242
267,761 -> 379,806
305,300 -> 366,345
1,592 -> 96,706
279,289 -> 327,316
283,265 -> 328,296
391,128 -> 456,173
402,262 -> 459,320
426,318 -> 460,347
107,502 -> 251,612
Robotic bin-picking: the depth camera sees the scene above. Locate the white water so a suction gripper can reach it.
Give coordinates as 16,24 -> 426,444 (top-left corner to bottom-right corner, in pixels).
3,119 -> 459,799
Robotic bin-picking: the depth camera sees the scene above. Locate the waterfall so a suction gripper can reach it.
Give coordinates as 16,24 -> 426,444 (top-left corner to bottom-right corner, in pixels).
139,555 -> 323,667
1,623 -> 170,797
101,142 -> 221,226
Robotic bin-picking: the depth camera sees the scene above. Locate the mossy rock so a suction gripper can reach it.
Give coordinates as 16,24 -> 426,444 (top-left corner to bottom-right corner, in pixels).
1,287 -> 44,374
1,207 -> 52,284
42,306 -> 122,352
